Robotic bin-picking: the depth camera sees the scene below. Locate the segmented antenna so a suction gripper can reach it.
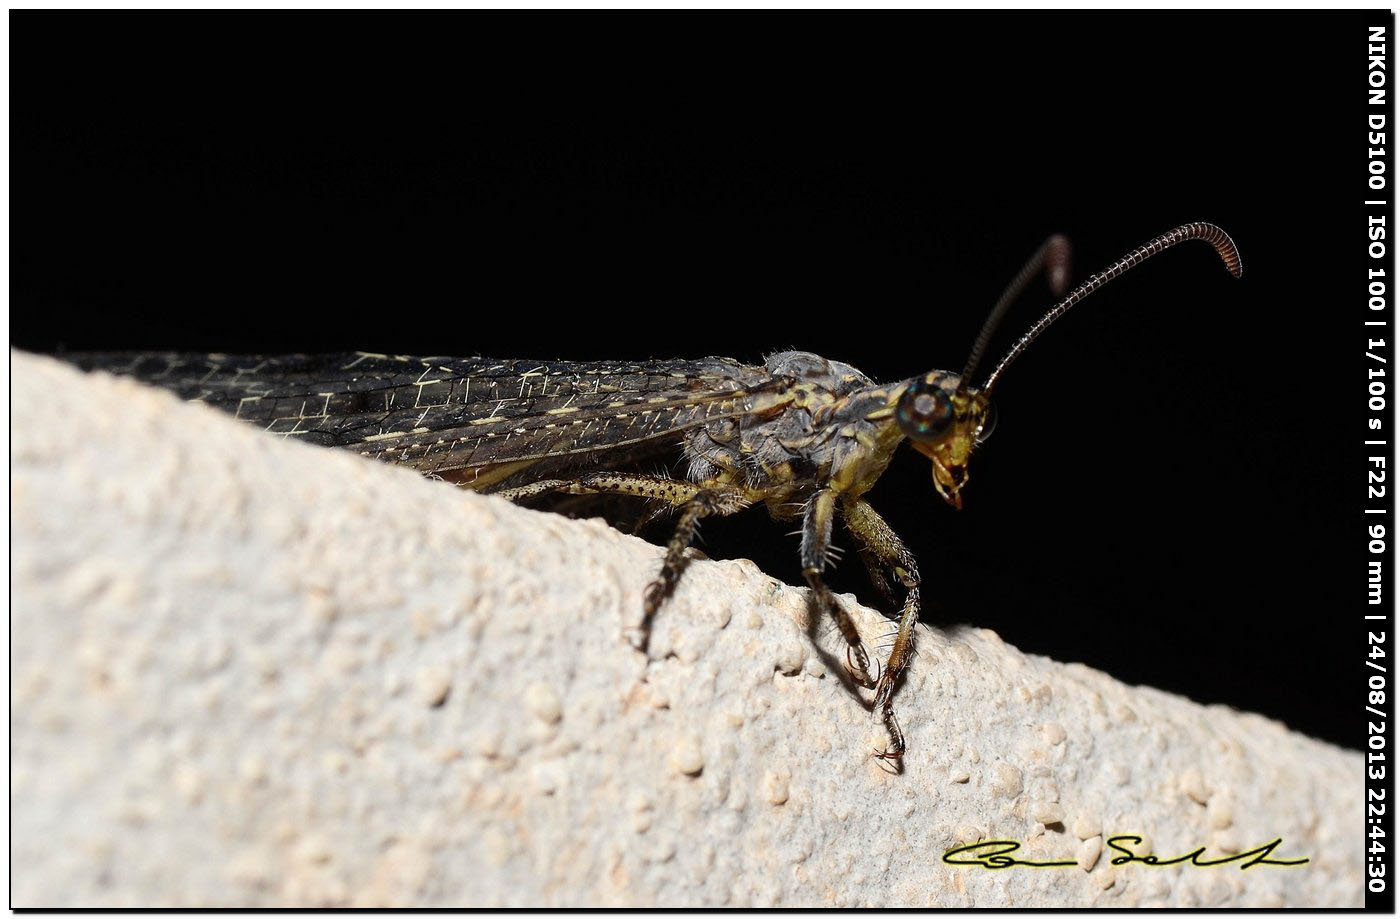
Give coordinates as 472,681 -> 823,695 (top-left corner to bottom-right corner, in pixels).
979,222 -> 1243,394
960,233 -> 1072,386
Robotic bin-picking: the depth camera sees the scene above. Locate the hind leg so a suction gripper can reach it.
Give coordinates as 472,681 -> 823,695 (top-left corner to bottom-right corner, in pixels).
494,472 -> 750,648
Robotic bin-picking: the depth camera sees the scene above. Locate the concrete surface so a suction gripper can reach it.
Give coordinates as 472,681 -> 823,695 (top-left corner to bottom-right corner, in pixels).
10,350 -> 1365,906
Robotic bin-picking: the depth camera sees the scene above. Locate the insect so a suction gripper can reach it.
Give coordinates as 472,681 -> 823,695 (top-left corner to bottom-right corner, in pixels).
66,221 -> 1241,763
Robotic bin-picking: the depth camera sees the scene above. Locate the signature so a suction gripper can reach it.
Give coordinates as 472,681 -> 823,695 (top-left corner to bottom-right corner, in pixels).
943,836 -> 1310,870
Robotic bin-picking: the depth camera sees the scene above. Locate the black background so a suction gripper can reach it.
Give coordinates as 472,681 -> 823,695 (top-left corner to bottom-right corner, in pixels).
12,13 -> 1385,751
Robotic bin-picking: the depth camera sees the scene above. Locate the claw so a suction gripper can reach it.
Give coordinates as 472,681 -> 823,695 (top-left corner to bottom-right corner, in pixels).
873,707 -> 905,762
845,643 -> 877,689
868,673 -> 905,763
623,624 -> 650,653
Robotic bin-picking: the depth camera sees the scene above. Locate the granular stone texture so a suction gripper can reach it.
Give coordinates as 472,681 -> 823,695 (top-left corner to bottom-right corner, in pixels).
10,351 -> 1364,907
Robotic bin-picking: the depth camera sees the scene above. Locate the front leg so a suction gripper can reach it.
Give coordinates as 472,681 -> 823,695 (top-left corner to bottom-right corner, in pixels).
842,497 -> 922,761
802,488 -> 876,689
494,472 -> 749,649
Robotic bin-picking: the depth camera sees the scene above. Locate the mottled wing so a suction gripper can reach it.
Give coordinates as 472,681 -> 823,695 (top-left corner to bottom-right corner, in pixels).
68,351 -> 783,484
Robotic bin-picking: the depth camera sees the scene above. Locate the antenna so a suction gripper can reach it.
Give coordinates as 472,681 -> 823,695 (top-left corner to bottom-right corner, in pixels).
979,222 -> 1243,395
959,233 -> 1072,387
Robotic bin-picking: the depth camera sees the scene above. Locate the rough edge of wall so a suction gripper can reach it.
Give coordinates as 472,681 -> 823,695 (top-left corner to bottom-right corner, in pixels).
10,350 -> 1363,907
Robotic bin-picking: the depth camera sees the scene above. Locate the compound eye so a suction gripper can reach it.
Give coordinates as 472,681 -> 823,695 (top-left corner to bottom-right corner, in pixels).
976,402 -> 998,444
896,381 -> 956,442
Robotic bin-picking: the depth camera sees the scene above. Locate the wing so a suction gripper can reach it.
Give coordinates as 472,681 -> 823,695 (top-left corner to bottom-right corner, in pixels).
67,351 -> 791,483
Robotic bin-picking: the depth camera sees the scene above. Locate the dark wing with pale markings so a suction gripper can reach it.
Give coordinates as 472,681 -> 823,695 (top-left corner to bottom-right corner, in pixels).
67,351 -> 787,480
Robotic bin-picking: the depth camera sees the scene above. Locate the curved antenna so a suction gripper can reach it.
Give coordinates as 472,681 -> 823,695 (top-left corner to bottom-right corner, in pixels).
979,222 -> 1243,395
959,233 -> 1072,386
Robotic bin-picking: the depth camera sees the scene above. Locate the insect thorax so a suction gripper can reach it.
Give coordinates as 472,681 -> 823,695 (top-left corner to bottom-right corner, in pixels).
682,351 -> 904,516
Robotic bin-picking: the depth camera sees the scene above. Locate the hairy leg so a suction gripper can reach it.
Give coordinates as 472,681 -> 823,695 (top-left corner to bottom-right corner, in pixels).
494,472 -> 749,649
842,496 -> 922,760
801,488 -> 876,690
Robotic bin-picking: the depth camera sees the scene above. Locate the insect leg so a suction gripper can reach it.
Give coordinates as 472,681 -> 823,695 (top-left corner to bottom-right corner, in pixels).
802,488 -> 877,690
639,488 -> 748,642
856,546 -> 899,609
841,497 -> 921,761
493,473 -> 749,648
493,472 -> 707,506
